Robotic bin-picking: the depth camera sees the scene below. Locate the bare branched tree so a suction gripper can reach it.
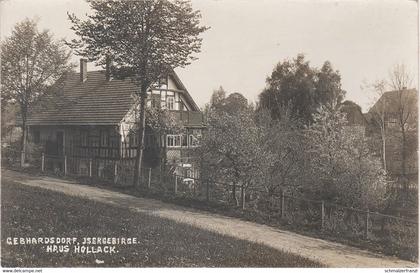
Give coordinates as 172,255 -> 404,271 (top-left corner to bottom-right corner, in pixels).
366,80 -> 388,172
388,64 -> 417,199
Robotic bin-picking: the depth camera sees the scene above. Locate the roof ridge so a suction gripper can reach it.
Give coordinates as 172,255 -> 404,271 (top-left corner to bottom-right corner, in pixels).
384,88 -> 417,94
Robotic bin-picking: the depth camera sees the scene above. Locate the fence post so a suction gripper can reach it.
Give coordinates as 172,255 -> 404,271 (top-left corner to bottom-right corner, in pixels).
321,201 -> 325,230
148,168 -> 151,189
41,153 -> 45,172
64,156 -> 67,176
20,151 -> 25,167
365,209 -> 370,240
206,178 -> 209,202
241,185 -> 246,210
89,159 -> 92,177
114,162 -> 118,184
174,175 -> 178,195
159,162 -> 163,184
281,190 -> 285,218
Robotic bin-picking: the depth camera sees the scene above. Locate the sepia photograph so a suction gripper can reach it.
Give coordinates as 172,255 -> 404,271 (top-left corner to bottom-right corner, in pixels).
0,0 -> 418,271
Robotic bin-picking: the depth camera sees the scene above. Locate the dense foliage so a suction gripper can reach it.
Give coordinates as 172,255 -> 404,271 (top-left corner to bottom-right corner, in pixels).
303,106 -> 387,209
258,54 -> 345,124
1,19 -> 73,153
67,0 -> 208,87
199,88 -> 269,205
200,85 -> 387,210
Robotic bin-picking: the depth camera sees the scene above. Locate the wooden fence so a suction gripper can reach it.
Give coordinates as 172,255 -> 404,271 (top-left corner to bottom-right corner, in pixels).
161,173 -> 418,259
9,150 -> 418,260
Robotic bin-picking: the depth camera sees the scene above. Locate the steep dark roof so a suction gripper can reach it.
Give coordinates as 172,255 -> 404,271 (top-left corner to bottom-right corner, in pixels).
26,70 -> 199,126
368,89 -> 418,115
27,71 -> 135,125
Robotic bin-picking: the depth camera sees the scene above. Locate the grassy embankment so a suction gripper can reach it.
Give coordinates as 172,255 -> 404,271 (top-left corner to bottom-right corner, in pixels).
1,179 -> 324,267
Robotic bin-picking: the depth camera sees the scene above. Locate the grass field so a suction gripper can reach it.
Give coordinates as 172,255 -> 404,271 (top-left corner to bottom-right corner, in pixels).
1,179 -> 324,267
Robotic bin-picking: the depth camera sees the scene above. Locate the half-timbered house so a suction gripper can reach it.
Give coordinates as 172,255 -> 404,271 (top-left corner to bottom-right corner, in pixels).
25,59 -> 205,180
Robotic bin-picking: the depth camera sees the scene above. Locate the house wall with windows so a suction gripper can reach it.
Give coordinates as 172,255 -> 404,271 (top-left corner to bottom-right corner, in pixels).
118,73 -> 205,166
25,59 -> 206,176
28,125 -> 121,158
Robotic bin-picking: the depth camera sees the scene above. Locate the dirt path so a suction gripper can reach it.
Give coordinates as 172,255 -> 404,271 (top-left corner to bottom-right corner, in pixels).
2,169 -> 417,268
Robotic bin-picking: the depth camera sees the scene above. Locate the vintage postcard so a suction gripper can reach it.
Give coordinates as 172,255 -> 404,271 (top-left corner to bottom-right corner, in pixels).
0,0 -> 418,272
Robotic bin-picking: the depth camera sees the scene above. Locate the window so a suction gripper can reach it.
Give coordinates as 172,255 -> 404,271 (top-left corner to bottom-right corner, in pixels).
167,135 -> 182,147
100,130 -> 108,147
80,132 -> 88,146
188,135 -> 200,147
188,130 -> 201,147
388,117 -> 397,123
90,136 -> 100,147
33,130 -> 40,144
182,134 -> 188,147
386,117 -> 398,129
129,132 -> 137,147
166,96 -> 175,110
186,169 -> 193,178
150,94 -> 161,108
89,129 -> 100,147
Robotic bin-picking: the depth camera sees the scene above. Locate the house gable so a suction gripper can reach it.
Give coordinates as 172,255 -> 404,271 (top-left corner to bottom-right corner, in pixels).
120,73 -> 204,141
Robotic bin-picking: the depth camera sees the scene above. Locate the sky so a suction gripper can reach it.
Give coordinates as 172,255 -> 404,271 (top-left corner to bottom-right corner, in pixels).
1,0 -> 418,112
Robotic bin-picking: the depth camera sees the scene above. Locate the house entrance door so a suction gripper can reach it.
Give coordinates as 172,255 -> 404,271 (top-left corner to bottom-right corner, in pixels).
45,131 -> 65,172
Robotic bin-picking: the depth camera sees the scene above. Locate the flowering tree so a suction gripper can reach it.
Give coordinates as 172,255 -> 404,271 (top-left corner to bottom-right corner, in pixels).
304,106 -> 387,209
256,107 -> 306,195
199,90 -> 270,206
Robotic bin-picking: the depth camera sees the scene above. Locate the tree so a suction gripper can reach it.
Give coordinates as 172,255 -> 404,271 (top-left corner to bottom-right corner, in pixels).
124,97 -> 182,168
1,19 -> 73,161
256,106 -> 305,196
1,102 -> 19,140
387,64 -> 417,202
67,0 -> 208,188
365,80 -> 388,172
199,89 -> 269,207
304,106 -> 387,209
209,86 -> 227,108
366,64 -> 417,205
210,89 -> 249,115
258,54 -> 345,124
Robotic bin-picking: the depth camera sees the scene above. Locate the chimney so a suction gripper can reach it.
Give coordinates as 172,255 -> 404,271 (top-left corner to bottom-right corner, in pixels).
80,58 -> 87,82
105,55 -> 112,81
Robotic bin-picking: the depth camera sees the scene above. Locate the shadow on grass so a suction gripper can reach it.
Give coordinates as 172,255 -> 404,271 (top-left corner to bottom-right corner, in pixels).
1,179 -> 324,268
